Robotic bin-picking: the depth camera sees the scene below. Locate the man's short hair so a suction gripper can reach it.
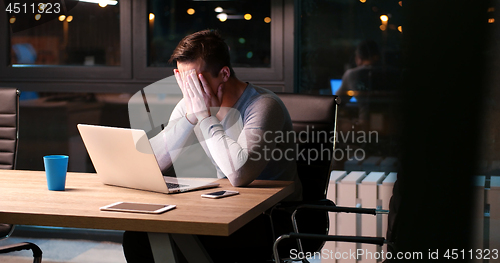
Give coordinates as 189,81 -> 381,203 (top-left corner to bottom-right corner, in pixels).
169,29 -> 235,77
356,40 -> 380,61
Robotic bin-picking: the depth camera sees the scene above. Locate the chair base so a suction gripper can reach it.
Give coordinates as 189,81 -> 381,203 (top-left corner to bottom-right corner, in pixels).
0,242 -> 43,263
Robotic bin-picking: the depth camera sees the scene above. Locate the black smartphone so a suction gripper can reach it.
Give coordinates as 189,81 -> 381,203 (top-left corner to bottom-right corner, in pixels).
201,190 -> 239,199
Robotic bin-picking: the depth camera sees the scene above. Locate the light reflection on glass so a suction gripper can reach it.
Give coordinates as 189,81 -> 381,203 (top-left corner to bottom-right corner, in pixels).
147,0 -> 271,68
10,1 -> 120,66
217,13 -> 228,22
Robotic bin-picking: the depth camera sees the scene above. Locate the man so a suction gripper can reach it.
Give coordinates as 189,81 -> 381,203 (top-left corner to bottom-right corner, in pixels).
335,40 -> 381,129
123,29 -> 301,262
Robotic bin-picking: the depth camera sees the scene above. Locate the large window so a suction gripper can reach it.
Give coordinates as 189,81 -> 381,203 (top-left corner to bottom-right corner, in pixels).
0,0 -> 131,82
8,0 -> 120,66
297,0 -> 402,94
147,0 -> 271,68
0,0 -> 289,91
296,0 -> 404,170
134,0 -> 286,84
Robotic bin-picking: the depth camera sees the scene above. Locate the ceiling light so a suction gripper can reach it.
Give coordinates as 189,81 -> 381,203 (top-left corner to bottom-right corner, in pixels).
79,0 -> 117,6
217,13 -> 228,22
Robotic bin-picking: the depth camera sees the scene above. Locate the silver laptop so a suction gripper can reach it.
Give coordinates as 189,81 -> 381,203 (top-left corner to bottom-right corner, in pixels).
77,124 -> 219,194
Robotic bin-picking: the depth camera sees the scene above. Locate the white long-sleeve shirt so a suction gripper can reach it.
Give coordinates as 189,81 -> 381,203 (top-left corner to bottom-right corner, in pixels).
150,83 -> 302,201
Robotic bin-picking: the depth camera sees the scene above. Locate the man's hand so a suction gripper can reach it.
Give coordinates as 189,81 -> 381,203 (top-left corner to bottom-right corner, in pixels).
185,71 -> 223,122
174,69 -> 198,124
198,73 -> 224,110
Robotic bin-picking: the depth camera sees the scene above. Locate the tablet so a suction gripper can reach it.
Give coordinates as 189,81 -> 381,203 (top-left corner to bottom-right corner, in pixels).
100,202 -> 176,214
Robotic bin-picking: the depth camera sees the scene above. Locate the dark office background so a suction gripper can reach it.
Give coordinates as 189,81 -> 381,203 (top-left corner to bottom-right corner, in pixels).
1,0 -> 499,258
392,0 -> 490,258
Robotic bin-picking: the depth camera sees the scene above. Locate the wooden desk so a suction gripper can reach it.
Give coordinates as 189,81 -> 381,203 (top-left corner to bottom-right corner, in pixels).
0,170 -> 294,262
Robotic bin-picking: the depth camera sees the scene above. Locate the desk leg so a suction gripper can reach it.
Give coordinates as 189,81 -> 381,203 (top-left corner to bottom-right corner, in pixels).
171,234 -> 213,263
148,233 -> 213,263
148,232 -> 179,262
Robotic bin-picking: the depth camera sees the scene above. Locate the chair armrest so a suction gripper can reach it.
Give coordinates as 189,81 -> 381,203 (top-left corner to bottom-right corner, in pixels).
291,204 -> 388,234
273,233 -> 385,263
294,204 -> 388,215
0,242 -> 42,263
0,224 -> 15,239
265,199 -> 335,254
279,233 -> 385,245
289,202 -> 388,259
270,199 -> 335,214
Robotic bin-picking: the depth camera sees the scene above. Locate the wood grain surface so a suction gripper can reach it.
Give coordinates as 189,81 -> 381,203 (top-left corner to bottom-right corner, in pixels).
0,170 -> 294,236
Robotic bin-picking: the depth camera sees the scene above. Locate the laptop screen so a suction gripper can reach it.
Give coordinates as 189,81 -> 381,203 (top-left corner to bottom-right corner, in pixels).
330,79 -> 356,103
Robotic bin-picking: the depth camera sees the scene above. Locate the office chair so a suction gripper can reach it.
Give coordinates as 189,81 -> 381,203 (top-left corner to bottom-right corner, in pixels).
267,93 -> 340,259
272,205 -> 388,263
0,88 -> 43,263
271,93 -> 390,263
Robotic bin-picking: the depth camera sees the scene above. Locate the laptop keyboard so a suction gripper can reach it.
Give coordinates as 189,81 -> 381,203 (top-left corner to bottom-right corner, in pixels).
166,182 -> 190,189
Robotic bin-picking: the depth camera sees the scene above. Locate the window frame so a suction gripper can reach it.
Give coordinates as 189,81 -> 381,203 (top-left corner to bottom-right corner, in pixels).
132,0 -> 284,82
0,0 -> 293,93
0,0 -> 132,81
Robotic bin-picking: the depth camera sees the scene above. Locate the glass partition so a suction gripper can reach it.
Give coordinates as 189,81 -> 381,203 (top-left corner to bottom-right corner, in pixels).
296,0 -> 404,171
147,0 -> 271,68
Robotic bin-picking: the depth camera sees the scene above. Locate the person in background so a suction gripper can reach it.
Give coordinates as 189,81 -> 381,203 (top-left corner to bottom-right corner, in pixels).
336,40 -> 381,130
